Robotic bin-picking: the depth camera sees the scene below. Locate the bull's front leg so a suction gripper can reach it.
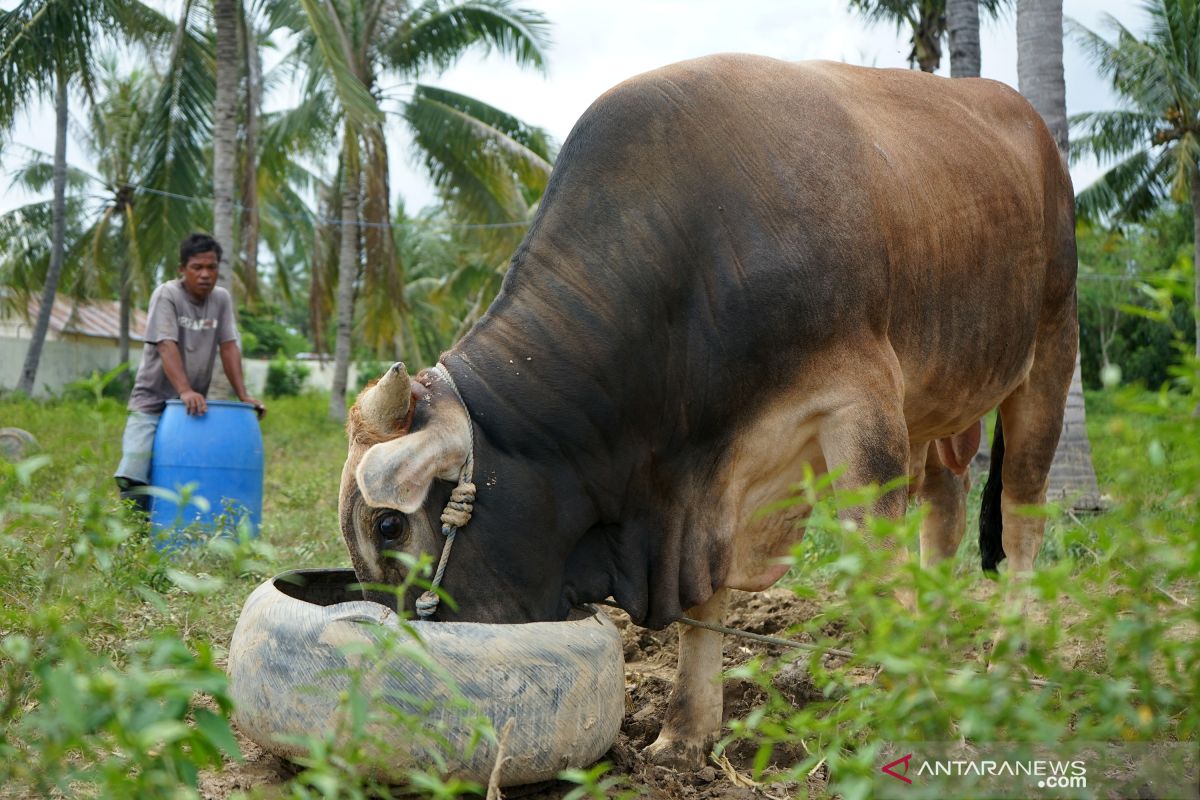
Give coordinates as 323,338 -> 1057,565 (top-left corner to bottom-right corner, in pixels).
644,588 -> 729,768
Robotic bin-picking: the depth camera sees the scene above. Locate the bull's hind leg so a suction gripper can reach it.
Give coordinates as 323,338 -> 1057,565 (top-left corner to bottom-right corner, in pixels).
985,313 -> 1076,658
645,588 -> 729,768
994,315 -> 1076,580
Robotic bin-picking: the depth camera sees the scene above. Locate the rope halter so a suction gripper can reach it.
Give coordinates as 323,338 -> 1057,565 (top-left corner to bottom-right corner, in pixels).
414,362 -> 475,620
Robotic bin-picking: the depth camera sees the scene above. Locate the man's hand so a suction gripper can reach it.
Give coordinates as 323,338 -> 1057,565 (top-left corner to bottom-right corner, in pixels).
180,389 -> 207,416
240,395 -> 267,420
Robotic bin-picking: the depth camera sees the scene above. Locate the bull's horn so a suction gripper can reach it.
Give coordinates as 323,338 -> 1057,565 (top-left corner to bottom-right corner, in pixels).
356,362 -> 411,433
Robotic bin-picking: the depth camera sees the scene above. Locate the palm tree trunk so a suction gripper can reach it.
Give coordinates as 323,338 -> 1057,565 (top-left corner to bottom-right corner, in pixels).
213,0 -> 238,296
119,261 -> 131,365
17,70 -> 69,396
239,8 -> 261,303
1017,0 -> 1101,509
208,0 -> 241,400
330,139 -> 359,422
1017,0 -> 1068,152
947,0 -> 981,78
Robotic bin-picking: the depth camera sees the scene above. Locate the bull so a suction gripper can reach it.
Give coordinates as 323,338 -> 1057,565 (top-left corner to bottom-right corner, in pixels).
338,55 -> 1077,767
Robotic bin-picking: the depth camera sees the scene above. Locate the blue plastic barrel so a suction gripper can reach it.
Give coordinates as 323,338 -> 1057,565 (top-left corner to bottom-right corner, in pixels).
149,399 -> 264,549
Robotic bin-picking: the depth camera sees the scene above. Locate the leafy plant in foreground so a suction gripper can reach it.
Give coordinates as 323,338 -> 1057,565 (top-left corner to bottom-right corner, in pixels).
721,374 -> 1199,799
0,456 -> 243,798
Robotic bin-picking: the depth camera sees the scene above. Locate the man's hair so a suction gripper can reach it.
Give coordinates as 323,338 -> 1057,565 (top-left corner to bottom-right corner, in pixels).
179,232 -> 223,267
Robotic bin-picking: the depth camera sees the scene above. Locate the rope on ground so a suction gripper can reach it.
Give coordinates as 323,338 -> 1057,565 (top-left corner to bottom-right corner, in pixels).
590,598 -> 1057,689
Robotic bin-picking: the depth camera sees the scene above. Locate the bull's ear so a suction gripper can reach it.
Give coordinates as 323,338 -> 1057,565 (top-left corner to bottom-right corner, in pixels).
354,415 -> 470,513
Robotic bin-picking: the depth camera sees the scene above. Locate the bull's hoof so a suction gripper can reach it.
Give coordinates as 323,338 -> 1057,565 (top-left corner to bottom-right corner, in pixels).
643,736 -> 710,770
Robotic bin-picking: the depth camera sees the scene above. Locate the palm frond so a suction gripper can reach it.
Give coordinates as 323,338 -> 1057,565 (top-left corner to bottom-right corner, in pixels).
6,148 -> 95,195
1075,149 -> 1170,222
254,0 -> 308,34
359,121 -> 404,354
296,0 -> 383,131
260,84 -> 339,161
0,0 -> 95,123
384,0 -> 550,77
0,196 -> 90,303
1069,109 -> 1157,165
846,0 -> 918,31
1071,14 -> 1183,116
404,84 -> 552,259
136,0 -> 216,277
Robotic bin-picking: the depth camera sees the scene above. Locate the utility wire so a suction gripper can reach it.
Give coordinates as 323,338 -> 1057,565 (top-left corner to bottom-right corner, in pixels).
128,181 -> 531,230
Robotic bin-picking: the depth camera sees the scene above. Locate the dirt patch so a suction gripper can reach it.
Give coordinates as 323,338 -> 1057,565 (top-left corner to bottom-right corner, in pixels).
197,694 -> 296,799
517,589 -> 823,799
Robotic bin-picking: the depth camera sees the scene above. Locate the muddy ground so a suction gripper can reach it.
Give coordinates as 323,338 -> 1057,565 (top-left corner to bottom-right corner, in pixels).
199,588 -> 838,799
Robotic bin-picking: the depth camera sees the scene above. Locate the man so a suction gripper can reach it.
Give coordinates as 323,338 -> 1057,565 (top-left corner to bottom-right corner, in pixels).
114,232 -> 266,512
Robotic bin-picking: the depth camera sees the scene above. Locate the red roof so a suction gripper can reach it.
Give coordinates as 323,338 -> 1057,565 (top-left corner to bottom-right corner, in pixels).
24,296 -> 148,342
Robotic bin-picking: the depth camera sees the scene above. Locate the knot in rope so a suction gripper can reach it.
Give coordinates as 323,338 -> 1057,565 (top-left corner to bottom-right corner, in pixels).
440,482 -> 476,530
414,590 -> 441,618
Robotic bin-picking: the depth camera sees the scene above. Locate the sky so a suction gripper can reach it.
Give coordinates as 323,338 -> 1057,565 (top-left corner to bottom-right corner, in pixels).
0,0 -> 1144,218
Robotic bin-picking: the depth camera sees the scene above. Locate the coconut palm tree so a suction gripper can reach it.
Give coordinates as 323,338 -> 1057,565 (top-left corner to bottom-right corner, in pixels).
0,64 -> 162,365
1071,0 -> 1200,366
0,0 -> 165,395
848,0 -> 1008,73
213,0 -> 239,300
1018,0 -> 1102,510
211,0 -> 299,305
134,0 -> 216,281
79,65 -> 158,364
294,0 -> 553,421
151,0 -> 318,309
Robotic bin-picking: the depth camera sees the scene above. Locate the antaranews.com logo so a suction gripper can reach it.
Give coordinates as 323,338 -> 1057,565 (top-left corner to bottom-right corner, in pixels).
874,741 -> 1198,800
881,752 -> 1086,789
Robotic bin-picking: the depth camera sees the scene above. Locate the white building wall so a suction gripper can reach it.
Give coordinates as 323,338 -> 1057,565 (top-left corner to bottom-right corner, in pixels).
1,336 -> 357,399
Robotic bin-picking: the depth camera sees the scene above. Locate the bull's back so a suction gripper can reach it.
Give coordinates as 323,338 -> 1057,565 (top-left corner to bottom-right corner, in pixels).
478,55 -> 1073,442
794,61 -> 1075,437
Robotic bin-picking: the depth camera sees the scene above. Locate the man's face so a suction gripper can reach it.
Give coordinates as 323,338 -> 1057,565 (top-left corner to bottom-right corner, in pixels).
180,250 -> 219,301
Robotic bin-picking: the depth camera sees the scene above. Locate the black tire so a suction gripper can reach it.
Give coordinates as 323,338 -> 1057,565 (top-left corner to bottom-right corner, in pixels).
228,569 -> 625,787
0,428 -> 37,461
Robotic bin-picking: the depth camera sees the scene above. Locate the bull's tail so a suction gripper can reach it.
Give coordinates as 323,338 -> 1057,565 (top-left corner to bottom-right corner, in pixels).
979,415 -> 1006,572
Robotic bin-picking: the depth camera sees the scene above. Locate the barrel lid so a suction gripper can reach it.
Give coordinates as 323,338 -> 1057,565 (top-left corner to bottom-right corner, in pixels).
165,399 -> 256,409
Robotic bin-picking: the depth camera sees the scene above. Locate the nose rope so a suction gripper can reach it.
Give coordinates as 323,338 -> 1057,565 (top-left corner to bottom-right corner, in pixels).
415,362 -> 475,620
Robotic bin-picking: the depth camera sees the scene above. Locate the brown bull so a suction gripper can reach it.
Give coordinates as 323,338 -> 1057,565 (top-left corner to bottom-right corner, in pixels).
339,55 -> 1077,767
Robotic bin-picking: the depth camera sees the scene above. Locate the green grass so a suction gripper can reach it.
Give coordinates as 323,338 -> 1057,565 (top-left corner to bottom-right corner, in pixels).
2,392 -> 349,652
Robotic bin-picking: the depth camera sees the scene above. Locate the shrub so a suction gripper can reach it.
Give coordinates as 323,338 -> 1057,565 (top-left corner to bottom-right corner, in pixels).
0,456 -> 244,797
239,306 -> 311,359
266,355 -> 311,398
62,361 -> 133,403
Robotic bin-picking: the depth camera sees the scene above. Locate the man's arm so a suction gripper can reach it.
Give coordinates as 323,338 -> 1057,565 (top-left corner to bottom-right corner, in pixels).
158,340 -> 206,415
219,340 -> 266,419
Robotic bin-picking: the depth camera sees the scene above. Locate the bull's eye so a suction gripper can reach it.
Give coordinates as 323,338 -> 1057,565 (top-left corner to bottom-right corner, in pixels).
376,513 -> 406,552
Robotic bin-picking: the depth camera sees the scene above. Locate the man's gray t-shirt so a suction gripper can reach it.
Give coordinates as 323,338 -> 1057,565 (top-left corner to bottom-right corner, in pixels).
128,280 -> 237,413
